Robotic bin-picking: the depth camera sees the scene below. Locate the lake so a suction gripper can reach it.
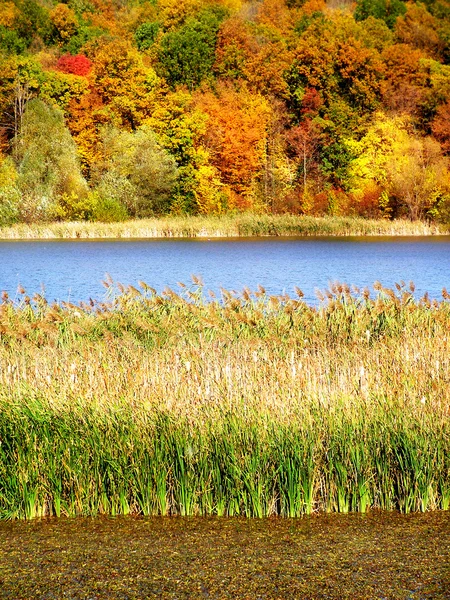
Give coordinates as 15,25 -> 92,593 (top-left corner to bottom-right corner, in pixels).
0,236 -> 449,305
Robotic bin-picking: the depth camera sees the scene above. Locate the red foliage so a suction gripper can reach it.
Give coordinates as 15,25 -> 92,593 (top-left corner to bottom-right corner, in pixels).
301,88 -> 323,117
56,54 -> 92,76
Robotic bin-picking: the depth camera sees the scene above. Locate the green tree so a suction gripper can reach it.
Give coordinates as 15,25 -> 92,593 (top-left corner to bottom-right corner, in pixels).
354,0 -> 407,29
13,99 -> 87,222
97,126 -> 179,216
134,21 -> 160,51
157,7 -> 227,90
12,0 -> 53,47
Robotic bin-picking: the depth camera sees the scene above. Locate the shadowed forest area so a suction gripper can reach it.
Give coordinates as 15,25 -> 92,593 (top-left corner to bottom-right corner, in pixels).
1,0 -> 450,225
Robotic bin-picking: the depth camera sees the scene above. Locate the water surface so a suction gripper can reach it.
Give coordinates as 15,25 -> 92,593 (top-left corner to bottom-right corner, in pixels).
0,236 -> 448,304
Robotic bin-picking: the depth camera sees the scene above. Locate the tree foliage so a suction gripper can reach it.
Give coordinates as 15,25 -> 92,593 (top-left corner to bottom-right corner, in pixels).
0,0 -> 448,222
13,99 -> 87,221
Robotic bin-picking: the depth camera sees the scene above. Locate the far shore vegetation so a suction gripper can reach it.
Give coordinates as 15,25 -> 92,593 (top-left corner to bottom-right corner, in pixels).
0,281 -> 448,519
0,214 -> 448,240
2,2 -> 450,233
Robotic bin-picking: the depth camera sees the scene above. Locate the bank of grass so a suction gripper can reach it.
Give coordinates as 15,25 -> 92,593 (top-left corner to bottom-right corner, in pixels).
0,214 -> 447,239
0,281 -> 449,519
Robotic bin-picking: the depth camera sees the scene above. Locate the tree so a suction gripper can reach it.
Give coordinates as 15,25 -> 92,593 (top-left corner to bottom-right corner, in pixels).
346,112 -> 450,219
11,0 -> 52,47
56,54 -> 92,77
157,7 -> 227,90
13,99 -> 87,221
431,100 -> 450,154
87,38 -> 159,129
0,55 -> 43,141
40,70 -> 89,114
386,135 -> 450,220
381,43 -> 429,115
287,19 -> 384,112
49,3 -> 79,45
195,83 -> 272,209
134,22 -> 160,51
395,2 -> 443,58
145,89 -> 227,214
285,119 -> 321,192
97,126 -> 179,216
354,0 -> 407,29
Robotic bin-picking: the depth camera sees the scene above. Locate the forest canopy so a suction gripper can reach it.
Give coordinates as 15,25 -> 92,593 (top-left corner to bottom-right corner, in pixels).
1,0 -> 450,224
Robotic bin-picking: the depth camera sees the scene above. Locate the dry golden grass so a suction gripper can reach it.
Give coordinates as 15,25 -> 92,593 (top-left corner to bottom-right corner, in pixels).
0,215 -> 447,239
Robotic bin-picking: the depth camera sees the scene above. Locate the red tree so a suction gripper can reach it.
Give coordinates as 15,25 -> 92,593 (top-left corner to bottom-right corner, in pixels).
56,54 -> 92,77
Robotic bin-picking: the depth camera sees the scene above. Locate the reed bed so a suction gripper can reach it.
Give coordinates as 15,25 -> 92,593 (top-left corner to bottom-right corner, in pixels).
0,215 -> 447,239
0,280 -> 449,519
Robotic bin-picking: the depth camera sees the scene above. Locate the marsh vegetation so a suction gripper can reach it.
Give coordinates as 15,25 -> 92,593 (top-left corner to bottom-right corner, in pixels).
0,280 -> 448,520
0,214 -> 446,240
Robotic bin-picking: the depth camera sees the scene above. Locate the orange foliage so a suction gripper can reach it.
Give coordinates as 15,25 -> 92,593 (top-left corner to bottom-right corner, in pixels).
195,84 -> 272,207
87,39 -> 158,129
335,39 -> 384,110
246,40 -> 292,98
255,0 -> 293,35
381,44 -> 428,114
301,0 -> 326,16
66,89 -> 108,175
82,0 -> 127,37
215,16 -> 292,97
214,17 -> 256,80
395,3 -> 443,59
431,100 -> 450,155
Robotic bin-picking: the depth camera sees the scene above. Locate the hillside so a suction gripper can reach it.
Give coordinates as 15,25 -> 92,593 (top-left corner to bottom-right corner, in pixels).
1,0 -> 450,224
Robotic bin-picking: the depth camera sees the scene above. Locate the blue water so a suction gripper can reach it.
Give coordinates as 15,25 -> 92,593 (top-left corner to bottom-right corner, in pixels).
0,236 -> 448,305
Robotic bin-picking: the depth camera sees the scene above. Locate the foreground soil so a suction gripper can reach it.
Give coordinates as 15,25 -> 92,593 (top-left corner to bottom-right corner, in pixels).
0,512 -> 449,599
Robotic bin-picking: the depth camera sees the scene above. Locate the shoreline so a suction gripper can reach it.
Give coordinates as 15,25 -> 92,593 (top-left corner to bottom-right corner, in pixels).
0,215 -> 448,240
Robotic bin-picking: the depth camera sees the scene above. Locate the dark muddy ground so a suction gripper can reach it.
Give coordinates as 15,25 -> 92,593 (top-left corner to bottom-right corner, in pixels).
0,511 -> 449,599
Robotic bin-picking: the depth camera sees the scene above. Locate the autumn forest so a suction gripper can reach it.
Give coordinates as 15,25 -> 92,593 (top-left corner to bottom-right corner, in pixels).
1,0 -> 450,225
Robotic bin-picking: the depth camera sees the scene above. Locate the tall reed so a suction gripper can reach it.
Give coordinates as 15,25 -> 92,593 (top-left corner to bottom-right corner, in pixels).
0,281 -> 448,519
0,215 -> 447,239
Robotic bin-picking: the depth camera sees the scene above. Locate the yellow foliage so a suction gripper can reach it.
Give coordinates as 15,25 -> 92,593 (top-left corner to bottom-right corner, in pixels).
0,1 -> 18,27
194,161 -> 227,215
158,0 -> 205,29
0,156 -> 18,188
346,112 -> 450,219
50,3 -> 78,43
256,0 -> 293,34
89,40 -> 160,128
220,0 -> 243,12
40,71 -> 89,113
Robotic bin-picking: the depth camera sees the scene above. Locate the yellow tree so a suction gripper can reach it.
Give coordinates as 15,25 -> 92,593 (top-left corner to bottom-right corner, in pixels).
49,3 -> 79,45
145,90 -> 226,214
346,112 -> 450,220
87,39 -> 160,129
